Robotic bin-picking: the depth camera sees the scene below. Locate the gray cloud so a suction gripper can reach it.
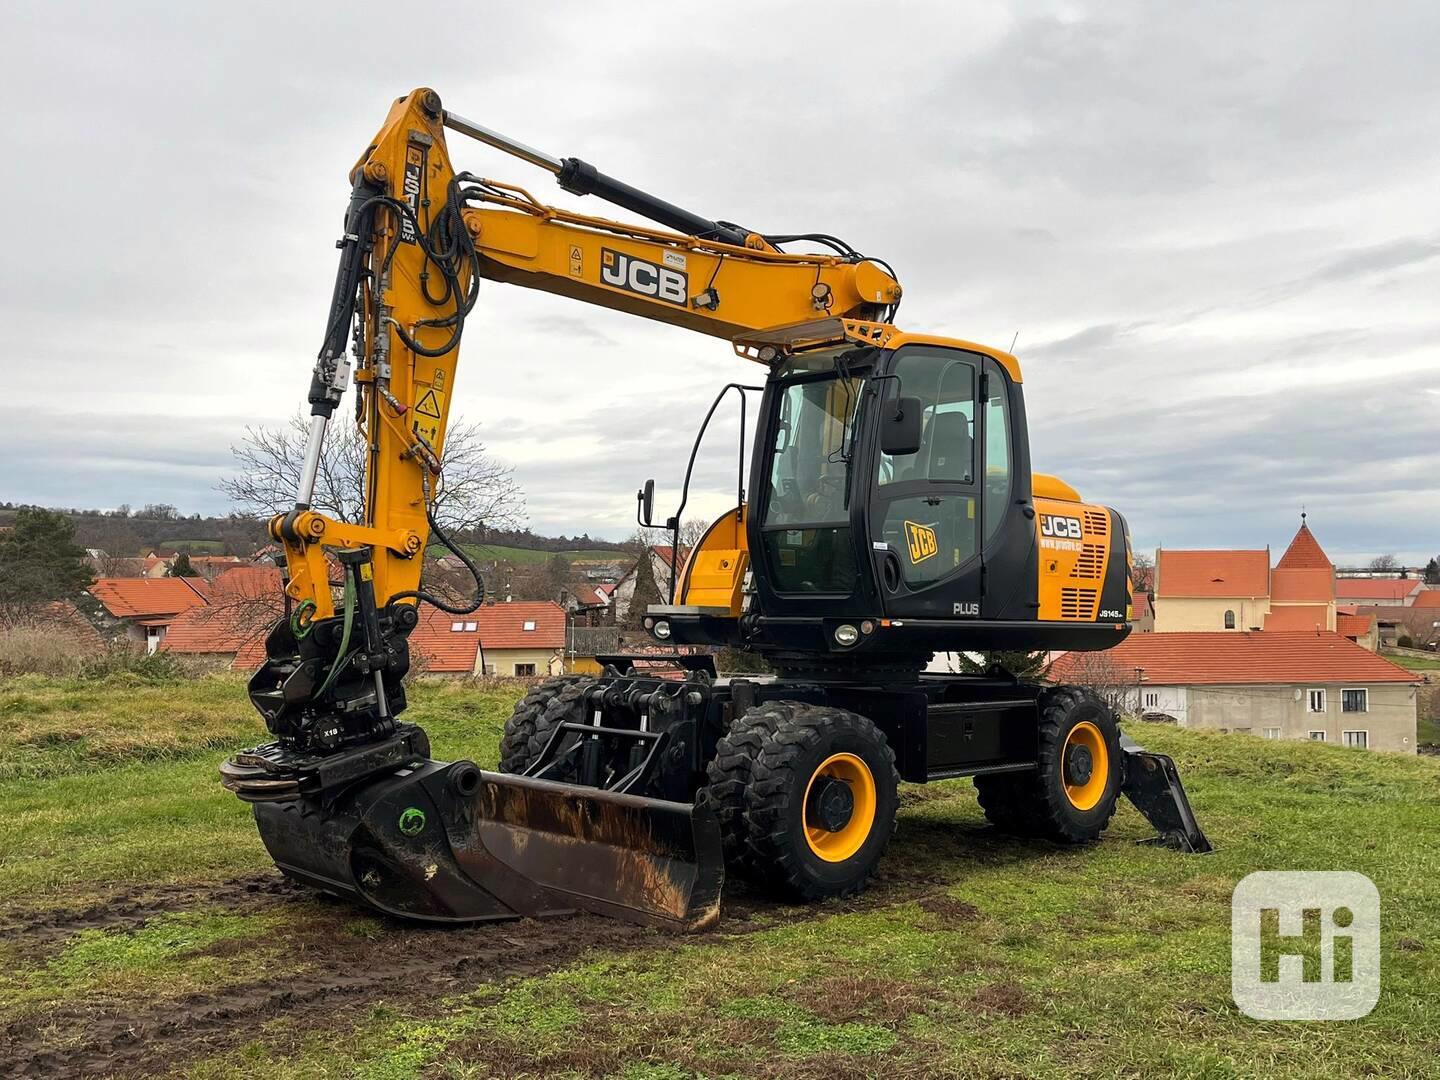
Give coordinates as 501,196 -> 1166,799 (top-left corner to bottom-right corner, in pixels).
2,1 -> 1437,563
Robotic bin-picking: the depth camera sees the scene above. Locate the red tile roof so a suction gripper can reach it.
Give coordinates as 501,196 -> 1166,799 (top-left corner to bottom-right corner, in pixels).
1335,578 -> 1423,602
210,566 -> 283,600
409,608 -> 483,674
476,601 -> 566,649
1049,631 -> 1416,686
407,601 -> 567,674
1411,590 -> 1440,609
1337,613 -> 1375,638
1275,522 -> 1331,570
89,577 -> 210,619
1131,592 -> 1152,621
1263,606 -> 1329,632
163,597 -> 281,656
1155,550 -> 1269,598
1269,568 -> 1334,603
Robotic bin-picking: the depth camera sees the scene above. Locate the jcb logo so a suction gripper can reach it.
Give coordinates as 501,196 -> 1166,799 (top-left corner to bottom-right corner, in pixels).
601,248 -> 687,306
1040,514 -> 1083,540
399,144 -> 424,244
904,521 -> 938,564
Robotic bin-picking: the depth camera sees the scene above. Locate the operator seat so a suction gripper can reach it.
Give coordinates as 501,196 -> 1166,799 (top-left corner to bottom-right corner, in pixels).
929,411 -> 973,482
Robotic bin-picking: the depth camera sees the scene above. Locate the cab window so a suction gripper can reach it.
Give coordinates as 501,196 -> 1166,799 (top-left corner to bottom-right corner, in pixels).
983,363 -> 1011,544
877,350 -> 975,486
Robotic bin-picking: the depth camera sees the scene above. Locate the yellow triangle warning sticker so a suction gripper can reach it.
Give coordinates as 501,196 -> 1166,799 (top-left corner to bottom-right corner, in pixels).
414,389 -> 442,419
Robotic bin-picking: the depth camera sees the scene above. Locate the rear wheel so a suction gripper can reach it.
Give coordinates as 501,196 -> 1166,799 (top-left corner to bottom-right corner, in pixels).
975,686 -> 1121,844
743,702 -> 899,901
497,676 -> 595,774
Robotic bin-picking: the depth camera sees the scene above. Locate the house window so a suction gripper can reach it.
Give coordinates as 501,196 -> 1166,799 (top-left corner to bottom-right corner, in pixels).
465,621 -> 477,632
1224,610 -> 1236,629
1308,730 -> 1327,742
1307,689 -> 1326,713
1263,727 -> 1282,740
451,621 -> 464,632
514,663 -> 537,676
523,621 -> 537,632
1342,730 -> 1369,749
1342,688 -> 1368,713
1144,692 -> 1159,709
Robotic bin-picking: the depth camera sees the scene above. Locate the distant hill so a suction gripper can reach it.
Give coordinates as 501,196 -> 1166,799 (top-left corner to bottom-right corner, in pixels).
460,544 -> 633,566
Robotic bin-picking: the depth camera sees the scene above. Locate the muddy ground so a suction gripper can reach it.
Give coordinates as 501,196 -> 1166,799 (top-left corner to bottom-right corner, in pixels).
0,863 -> 959,1079
0,871 -> 648,1077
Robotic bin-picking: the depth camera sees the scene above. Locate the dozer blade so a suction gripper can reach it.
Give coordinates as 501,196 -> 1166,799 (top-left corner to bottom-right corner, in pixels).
1119,735 -> 1214,854
244,757 -> 724,931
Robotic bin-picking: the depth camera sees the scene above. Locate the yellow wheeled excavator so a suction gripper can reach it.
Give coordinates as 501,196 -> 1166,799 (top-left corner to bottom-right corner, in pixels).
221,88 -> 1209,931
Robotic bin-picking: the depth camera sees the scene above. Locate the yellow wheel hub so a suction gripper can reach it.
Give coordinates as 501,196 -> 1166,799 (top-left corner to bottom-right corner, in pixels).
1062,720 -> 1110,811
803,753 -> 877,862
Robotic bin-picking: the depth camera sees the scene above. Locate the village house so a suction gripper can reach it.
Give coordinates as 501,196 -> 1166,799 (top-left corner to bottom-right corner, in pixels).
612,546 -> 687,623
408,600 -> 567,677
1152,547 -> 1271,632
1335,577 -> 1426,607
86,576 -> 211,652
1050,630 -> 1419,752
559,583 -> 614,626
161,567 -> 284,667
1149,517 -> 1409,651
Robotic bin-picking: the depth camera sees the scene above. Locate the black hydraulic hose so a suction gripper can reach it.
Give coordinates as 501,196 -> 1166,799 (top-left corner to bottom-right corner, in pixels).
389,502 -> 486,615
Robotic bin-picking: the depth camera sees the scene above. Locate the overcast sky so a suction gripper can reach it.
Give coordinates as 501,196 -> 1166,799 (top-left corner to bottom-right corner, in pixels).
2,1 -> 1436,564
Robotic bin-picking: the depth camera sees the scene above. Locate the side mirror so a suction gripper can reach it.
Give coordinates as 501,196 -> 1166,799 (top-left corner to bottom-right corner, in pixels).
881,395 -> 923,456
637,479 -> 656,526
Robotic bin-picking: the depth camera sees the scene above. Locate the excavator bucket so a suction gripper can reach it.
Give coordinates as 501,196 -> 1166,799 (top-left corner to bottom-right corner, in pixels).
232,757 -> 724,931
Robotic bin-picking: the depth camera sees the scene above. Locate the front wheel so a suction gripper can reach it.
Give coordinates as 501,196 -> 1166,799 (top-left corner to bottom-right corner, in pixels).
742,702 -> 899,901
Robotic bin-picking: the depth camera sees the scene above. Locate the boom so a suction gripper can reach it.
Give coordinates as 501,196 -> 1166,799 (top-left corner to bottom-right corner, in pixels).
275,87 -> 900,623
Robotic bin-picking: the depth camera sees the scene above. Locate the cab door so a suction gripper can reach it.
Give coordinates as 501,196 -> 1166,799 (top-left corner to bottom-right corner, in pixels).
868,345 -> 985,619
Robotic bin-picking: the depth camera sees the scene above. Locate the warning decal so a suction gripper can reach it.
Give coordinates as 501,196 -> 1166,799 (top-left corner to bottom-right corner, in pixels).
414,389 -> 443,419
904,521 -> 938,564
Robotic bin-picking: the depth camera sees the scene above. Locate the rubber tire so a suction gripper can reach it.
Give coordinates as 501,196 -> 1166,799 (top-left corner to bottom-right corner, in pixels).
497,676 -> 595,774
975,685 -> 1122,844
743,702 -> 900,901
701,704 -> 777,876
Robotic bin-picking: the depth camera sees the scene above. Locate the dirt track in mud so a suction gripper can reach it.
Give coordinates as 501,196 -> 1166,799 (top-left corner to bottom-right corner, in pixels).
0,871 -> 651,1078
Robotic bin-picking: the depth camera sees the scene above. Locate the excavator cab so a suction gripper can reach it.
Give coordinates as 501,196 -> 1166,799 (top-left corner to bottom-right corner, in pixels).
654,330 -> 1130,667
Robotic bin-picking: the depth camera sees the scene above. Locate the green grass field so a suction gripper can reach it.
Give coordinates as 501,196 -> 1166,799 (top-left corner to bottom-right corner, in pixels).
158,539 -> 227,554
1383,650 -> 1440,672
458,544 -> 633,566
1,674 -> 1438,1077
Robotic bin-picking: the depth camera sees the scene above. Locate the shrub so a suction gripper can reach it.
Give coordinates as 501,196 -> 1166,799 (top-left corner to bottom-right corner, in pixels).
0,625 -> 89,677
78,646 -> 188,683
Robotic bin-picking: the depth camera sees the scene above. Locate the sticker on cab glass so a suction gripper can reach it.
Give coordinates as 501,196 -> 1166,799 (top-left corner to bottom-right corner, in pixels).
905,521 -> 938,564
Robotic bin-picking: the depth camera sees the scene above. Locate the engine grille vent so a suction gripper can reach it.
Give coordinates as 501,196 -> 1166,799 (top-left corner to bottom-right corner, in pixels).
1061,587 -> 1099,620
1083,510 -> 1109,536
1071,544 -> 1106,579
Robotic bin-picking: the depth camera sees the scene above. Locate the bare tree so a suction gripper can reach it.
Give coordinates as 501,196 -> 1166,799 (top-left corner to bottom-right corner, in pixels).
222,412 -> 525,536
1131,550 -> 1154,591
1055,651 -> 1138,716
678,519 -> 711,551
1368,553 -> 1400,573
